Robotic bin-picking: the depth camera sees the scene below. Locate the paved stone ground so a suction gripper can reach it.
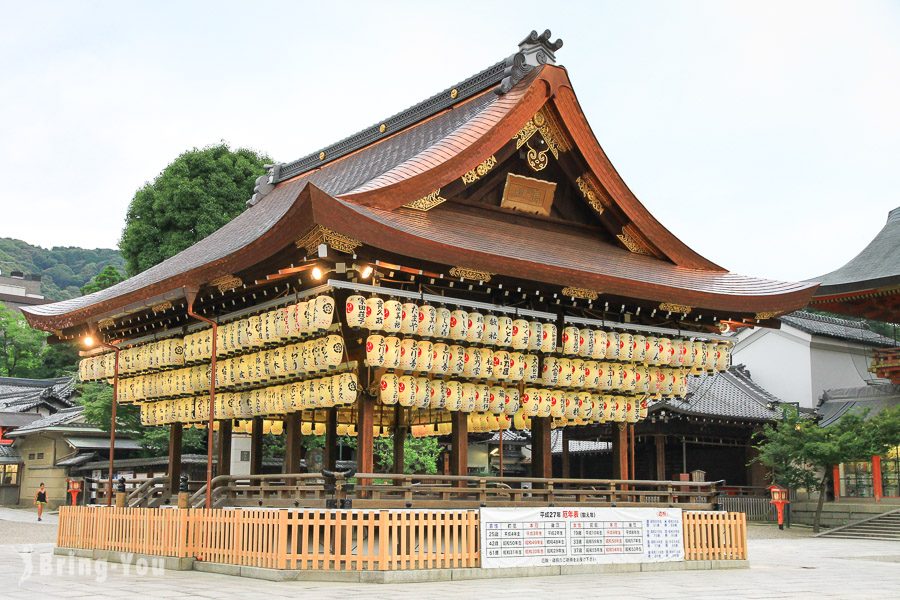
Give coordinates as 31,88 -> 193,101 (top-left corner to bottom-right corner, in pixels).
1,507 -> 898,599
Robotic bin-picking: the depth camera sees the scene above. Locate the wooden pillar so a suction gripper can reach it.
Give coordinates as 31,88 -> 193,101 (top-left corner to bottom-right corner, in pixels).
629,425 -> 636,480
167,423 -> 183,495
323,408 -> 338,471
832,465 -> 842,501
283,413 -> 302,474
560,428 -> 571,480
250,416 -> 264,475
450,410 -> 468,483
356,394 -> 375,475
872,455 -> 883,502
531,417 -> 552,480
393,406 -> 406,476
216,419 -> 232,477
612,424 -> 628,480
655,435 -> 666,481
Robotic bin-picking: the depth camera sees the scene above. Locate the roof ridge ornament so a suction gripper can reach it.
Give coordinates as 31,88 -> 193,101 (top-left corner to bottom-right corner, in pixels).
495,29 -> 564,95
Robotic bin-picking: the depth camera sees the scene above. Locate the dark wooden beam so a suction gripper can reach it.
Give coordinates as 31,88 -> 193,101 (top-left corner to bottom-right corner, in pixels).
323,408 -> 338,471
250,416 -> 264,475
612,424 -> 628,480
357,394 -> 375,475
531,417 -> 552,480
216,419 -> 232,477
655,434 -> 666,480
560,427 -> 570,479
393,406 -> 407,476
284,413 -> 302,474
167,423 -> 183,495
450,410 -> 468,483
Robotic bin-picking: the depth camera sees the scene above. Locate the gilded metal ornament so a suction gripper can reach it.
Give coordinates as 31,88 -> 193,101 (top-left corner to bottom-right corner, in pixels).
754,311 -> 780,320
659,302 -> 692,314
561,287 -> 600,301
151,301 -> 173,313
575,175 -> 605,215
403,189 -> 447,211
616,230 -> 651,256
513,107 -> 569,163
209,275 -> 243,293
525,140 -> 549,172
461,155 -> 497,185
379,123 -> 387,133
98,318 -> 116,330
318,151 -> 326,160
295,226 -> 362,255
448,267 -> 493,282
450,88 -> 459,99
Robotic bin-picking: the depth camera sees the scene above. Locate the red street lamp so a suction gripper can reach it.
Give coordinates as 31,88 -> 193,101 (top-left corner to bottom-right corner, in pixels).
768,484 -> 790,530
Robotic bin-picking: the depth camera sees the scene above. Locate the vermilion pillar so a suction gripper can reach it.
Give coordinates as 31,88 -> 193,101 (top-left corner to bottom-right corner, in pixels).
832,465 -> 841,501
872,455 -> 883,502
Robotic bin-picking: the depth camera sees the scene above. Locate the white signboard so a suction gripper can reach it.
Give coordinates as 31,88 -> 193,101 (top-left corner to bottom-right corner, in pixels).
480,507 -> 684,568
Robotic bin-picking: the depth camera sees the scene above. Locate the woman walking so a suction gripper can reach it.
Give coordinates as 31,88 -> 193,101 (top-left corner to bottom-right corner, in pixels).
34,483 -> 47,521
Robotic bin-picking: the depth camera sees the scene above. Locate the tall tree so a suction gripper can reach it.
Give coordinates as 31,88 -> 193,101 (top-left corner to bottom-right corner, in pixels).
0,304 -> 47,377
119,144 -> 270,276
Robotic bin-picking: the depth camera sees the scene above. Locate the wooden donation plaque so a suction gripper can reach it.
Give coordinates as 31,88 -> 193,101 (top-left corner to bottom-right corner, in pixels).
501,173 -> 556,216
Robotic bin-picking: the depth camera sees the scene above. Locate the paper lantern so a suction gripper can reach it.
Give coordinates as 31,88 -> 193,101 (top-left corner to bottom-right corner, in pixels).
618,333 -> 634,362
545,389 -> 561,418
561,326 -> 579,355
620,363 -> 636,392
492,350 -> 511,381
380,373 -> 399,405
578,392 -> 593,420
496,316 -> 513,347
633,365 -> 650,393
576,328 -> 593,358
322,334 -> 344,367
429,379 -> 448,409
414,377 -> 431,409
431,343 -> 451,375
382,336 -> 401,369
572,359 -> 586,388
639,397 -> 649,420
537,390 -> 552,417
521,387 -> 539,416
312,296 -> 335,331
673,369 -> 688,397
482,314 -> 499,346
670,339 -> 685,367
715,343 -> 731,372
660,368 -> 676,396
541,356 -> 560,386
523,354 -> 540,383
460,383 -> 477,412
503,387 -> 520,415
300,341 -> 314,373
513,408 -> 530,430
448,309 -> 468,341
301,422 -> 313,436
336,423 -> 348,436
345,295 -> 367,328
475,384 -> 491,412
398,338 -> 418,371
509,352 -> 526,382
527,321 -> 543,351
434,307 -> 452,339
511,319 -> 530,350
681,340 -> 694,369
703,342 -> 717,371
462,346 -> 483,378
334,373 -> 358,405
398,302 -> 418,335
658,337 -> 674,366
488,386 -> 505,414
540,322 -> 557,354
631,334 -> 646,363
364,296 -> 385,330
448,345 -> 465,376
398,375 -> 416,407
691,341 -> 706,370
558,358 -> 574,388
416,340 -> 434,373
466,312 -> 485,343
605,331 -> 621,361
498,413 -> 511,430
417,304 -> 437,338
564,392 -> 580,419
380,300 -> 402,333
584,360 -> 600,389
445,380 -> 463,411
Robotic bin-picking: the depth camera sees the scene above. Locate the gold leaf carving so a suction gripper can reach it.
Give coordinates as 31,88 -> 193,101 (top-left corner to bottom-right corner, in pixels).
659,302 -> 692,314
448,267 -> 493,282
575,175 -> 605,216
295,226 -> 362,255
617,230 -> 651,256
461,155 -> 497,185
209,275 -> 243,293
98,318 -> 116,330
562,287 -> 600,301
403,189 -> 447,211
755,311 -> 780,320
151,301 -> 173,313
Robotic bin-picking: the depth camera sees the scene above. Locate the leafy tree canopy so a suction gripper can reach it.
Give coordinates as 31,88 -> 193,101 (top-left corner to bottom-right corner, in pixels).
80,265 -> 125,295
0,304 -> 47,377
119,144 -> 270,276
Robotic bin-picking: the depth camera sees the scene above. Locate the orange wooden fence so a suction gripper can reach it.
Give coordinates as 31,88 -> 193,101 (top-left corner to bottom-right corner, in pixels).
682,511 -> 747,560
58,507 -> 746,569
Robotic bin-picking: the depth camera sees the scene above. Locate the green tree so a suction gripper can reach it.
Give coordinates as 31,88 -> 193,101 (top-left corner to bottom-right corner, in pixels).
753,408 -> 900,532
119,144 -> 270,276
80,265 -> 125,295
78,383 -> 206,457
0,304 -> 47,377
373,435 -> 442,474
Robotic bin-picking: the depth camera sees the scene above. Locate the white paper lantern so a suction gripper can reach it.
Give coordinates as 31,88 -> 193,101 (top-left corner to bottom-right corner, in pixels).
400,302 -> 419,335
482,314 -> 499,346
434,307 -> 452,339
416,340 -> 434,373
449,310 -> 468,341
503,387 -> 520,415
561,326 -> 579,355
398,338 -> 418,371
414,377 -> 431,409
540,322 -> 557,354
431,343 -> 451,375
466,312 -> 485,344
541,356 -> 560,387
382,300 -> 402,333
345,295 -> 367,328
417,304 -> 437,338
364,296 -> 385,330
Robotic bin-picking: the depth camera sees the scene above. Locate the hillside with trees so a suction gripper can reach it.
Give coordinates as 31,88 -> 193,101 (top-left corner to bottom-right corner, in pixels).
0,237 -> 125,300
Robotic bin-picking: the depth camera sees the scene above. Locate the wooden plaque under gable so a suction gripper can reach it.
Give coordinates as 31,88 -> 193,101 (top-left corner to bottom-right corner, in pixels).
500,173 -> 557,216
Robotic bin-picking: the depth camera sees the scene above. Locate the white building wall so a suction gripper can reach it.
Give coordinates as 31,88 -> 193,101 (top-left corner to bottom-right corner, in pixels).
230,434 -> 251,475
809,341 -> 877,403
733,328 -> 814,407
468,444 -> 489,473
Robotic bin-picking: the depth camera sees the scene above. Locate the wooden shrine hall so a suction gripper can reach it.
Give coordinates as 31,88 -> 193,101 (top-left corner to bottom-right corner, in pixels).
23,30 -> 818,510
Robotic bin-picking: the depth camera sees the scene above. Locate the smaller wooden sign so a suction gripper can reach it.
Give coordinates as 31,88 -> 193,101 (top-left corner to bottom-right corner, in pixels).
501,173 -> 557,216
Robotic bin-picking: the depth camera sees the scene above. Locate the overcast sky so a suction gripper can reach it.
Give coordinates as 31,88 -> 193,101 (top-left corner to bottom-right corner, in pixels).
1,1 -> 898,282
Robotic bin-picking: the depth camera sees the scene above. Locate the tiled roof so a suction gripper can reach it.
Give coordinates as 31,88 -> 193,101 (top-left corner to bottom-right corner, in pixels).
5,406 -> 91,436
654,365 -> 784,421
780,310 -> 897,347
0,376 -> 77,413
482,430 -> 609,454
0,444 -> 22,464
818,384 -> 900,426
812,207 -> 900,295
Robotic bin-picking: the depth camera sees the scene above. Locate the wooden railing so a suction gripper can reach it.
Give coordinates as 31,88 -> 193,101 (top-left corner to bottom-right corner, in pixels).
183,473 -> 721,510
127,476 -> 171,507
682,511 -> 747,560
58,506 -> 747,569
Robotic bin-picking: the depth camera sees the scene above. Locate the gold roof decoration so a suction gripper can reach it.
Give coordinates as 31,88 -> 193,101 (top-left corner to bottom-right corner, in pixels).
461,155 -> 497,185
561,287 -> 600,301
448,267 -> 493,282
403,189 -> 447,212
659,302 -> 692,314
296,226 -> 362,255
209,275 -> 243,293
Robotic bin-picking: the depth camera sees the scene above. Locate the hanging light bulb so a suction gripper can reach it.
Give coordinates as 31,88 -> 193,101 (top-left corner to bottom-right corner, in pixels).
360,265 -> 373,279
82,335 -> 95,348
311,266 -> 324,280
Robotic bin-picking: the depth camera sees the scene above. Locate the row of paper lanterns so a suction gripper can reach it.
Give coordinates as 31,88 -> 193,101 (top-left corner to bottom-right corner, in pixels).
116,334 -> 346,403
138,372 -> 358,425
79,296 -> 338,381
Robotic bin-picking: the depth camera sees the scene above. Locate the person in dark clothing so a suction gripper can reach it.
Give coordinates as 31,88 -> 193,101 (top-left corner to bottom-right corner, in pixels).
34,483 -> 47,521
